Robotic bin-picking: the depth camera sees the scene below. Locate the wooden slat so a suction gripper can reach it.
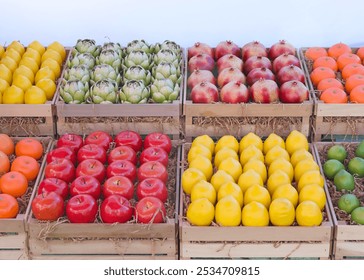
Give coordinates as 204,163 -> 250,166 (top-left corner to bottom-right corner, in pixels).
336,225 -> 364,240
334,241 -> 364,259
0,250 -> 28,260
0,232 -> 26,248
31,254 -> 175,260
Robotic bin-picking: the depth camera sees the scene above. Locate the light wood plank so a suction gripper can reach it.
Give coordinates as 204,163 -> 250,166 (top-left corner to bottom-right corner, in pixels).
334,241 -> 364,259
0,250 -> 28,260
0,232 -> 26,248
31,254 -> 176,260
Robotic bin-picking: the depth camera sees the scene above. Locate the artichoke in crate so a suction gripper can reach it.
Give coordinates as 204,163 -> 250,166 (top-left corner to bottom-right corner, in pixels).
88,80 -> 119,104
91,64 -> 121,84
123,50 -> 153,70
60,80 -> 89,104
126,39 -> 153,54
123,65 -> 151,86
154,40 -> 182,57
72,39 -> 101,57
152,62 -> 181,84
150,78 -> 180,103
63,65 -> 91,83
102,42 -> 123,57
68,53 -> 96,70
154,49 -> 180,67
97,49 -> 122,71
119,80 -> 150,104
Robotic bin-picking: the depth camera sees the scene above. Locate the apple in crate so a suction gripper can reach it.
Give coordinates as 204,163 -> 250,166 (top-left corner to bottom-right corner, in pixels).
46,146 -> 76,165
32,192 -> 64,221
140,146 -> 169,166
108,145 -> 137,165
188,42 -> 214,59
217,54 -> 243,73
85,131 -> 113,151
215,40 -> 241,60
243,55 -> 272,75
37,178 -> 69,200
272,53 -> 300,73
136,177 -> 168,202
100,194 -> 133,224
188,53 -> 215,72
70,175 -> 101,200
241,41 -> 268,61
246,67 -> 275,86
114,130 -> 142,152
66,194 -> 98,223
45,158 -> 76,183
217,67 -> 246,88
279,80 -> 309,103
76,158 -> 106,183
277,65 -> 305,85
220,81 -> 249,103
143,132 -> 172,154
137,161 -> 168,183
57,133 -> 83,153
268,40 -> 296,60
191,82 -> 219,103
77,144 -> 107,164
106,159 -> 137,182
250,79 -> 279,103
135,196 -> 166,223
103,175 -> 134,199
188,69 -> 216,89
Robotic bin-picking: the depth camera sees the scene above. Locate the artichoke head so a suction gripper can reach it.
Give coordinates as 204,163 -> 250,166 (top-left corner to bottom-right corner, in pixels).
123,50 -> 153,70
126,39 -> 153,54
154,49 -> 180,67
119,80 -> 150,104
123,66 -> 151,86
63,65 -> 91,83
91,64 -> 121,84
72,39 -> 101,57
102,42 -> 123,57
67,53 -> 96,70
59,80 -> 89,104
96,49 -> 122,72
88,80 -> 119,104
150,78 -> 180,103
154,40 -> 182,57
152,62 -> 181,84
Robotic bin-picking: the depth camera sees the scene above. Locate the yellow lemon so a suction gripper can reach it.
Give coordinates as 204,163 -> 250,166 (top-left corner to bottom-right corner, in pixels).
0,45 -> 5,58
210,170 -> 235,192
41,58 -> 61,78
191,135 -> 215,154
35,66 -> 56,83
294,159 -> 319,182
181,167 -> 206,195
23,48 -> 42,66
215,135 -> 239,154
28,40 -> 46,56
24,86 -> 47,104
7,41 -> 25,56
47,41 -> 67,61
239,145 -> 264,166
214,147 -> 239,168
0,78 -> 10,93
242,201 -> 269,226
218,181 -> 243,207
269,198 -> 295,226
218,157 -> 243,182
12,74 -> 32,92
36,78 -> 57,101
265,145 -> 290,167
243,159 -> 267,183
187,198 -> 215,226
267,169 -> 291,195
263,133 -> 285,155
1,56 -> 18,72
41,49 -> 63,66
298,184 -> 326,210
189,155 -> 213,181
19,57 -> 39,74
13,65 -> 35,84
296,201 -> 323,226
290,148 -> 314,168
239,132 -> 263,154
2,85 -> 24,104
215,195 -> 241,226
191,180 -> 216,205
285,130 -> 309,156
188,143 -> 212,163
4,48 -> 22,63
244,184 -> 271,209
272,183 -> 298,207
237,169 -> 264,194
0,64 -> 12,84
268,158 -> 294,182
297,170 -> 324,192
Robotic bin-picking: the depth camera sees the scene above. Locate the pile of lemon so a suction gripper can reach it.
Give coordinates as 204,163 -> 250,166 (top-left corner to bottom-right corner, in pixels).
182,130 -> 326,227
0,40 -> 66,104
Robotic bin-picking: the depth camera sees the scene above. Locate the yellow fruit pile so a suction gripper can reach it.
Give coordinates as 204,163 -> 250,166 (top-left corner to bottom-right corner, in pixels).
182,130 -> 326,227
0,40 -> 66,104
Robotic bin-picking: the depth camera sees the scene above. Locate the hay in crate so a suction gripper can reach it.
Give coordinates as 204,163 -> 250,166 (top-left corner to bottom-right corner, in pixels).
318,117 -> 364,141
0,117 -> 47,136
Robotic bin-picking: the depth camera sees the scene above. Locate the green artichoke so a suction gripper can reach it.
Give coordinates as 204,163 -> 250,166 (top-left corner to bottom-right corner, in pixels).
154,49 -> 180,67
91,64 -> 121,84
68,53 -> 96,70
60,80 -> 89,104
72,39 -> 101,57
102,42 -> 123,57
123,66 -> 151,86
123,50 -> 153,70
88,80 -> 119,104
119,80 -> 150,104
97,49 -> 122,72
63,65 -> 91,83
154,40 -> 182,56
150,78 -> 180,103
126,39 -> 153,54
152,62 -> 181,84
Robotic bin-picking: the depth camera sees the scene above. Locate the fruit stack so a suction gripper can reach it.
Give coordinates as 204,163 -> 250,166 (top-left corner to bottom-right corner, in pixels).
182,130 -> 327,227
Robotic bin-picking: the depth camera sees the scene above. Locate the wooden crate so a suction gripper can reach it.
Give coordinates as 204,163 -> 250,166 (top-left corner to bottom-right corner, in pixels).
0,137 -> 52,260
179,143 -> 333,259
299,48 -> 364,141
27,140 -> 181,260
314,141 -> 364,259
183,48 -> 313,140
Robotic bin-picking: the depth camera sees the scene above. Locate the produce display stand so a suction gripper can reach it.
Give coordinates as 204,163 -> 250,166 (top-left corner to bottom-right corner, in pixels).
26,140 -> 181,260
300,48 -> 364,142
314,142 -> 364,259
183,49 -> 313,140
0,137 -> 52,260
179,143 -> 334,260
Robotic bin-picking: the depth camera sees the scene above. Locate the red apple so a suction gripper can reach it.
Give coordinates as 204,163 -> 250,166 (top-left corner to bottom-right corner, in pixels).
220,81 -> 249,103
277,65 -> 305,85
135,196 -> 166,224
241,41 -> 268,61
140,146 -> 169,166
272,53 -> 300,73
279,80 -> 309,103
114,130 -> 142,152
45,158 -> 76,183
188,42 -> 214,59
84,131 -> 113,151
76,159 -> 106,183
137,161 -> 168,183
108,145 -> 137,165
103,175 -> 134,199
136,178 -> 168,202
217,67 -> 246,88
246,67 -> 275,86
37,178 -> 69,200
57,133 -> 83,153
32,192 -> 64,221
188,53 -> 215,72
217,54 -> 243,73
106,160 -> 137,182
215,40 -> 241,60
66,194 -> 98,223
190,82 -> 219,103
70,175 -> 101,200
268,40 -> 296,60
187,69 -> 216,89
250,79 -> 280,103
46,146 -> 76,165
77,144 -> 107,164
243,55 -> 272,75
143,132 -> 172,154
100,194 -> 133,224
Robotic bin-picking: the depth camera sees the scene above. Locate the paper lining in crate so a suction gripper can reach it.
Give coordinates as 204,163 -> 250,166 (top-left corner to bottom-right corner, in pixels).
179,143 -> 333,259
0,47 -> 71,137
299,47 -> 364,141
183,47 -> 313,140
27,140 -> 181,260
0,137 -> 52,260
314,142 -> 364,259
